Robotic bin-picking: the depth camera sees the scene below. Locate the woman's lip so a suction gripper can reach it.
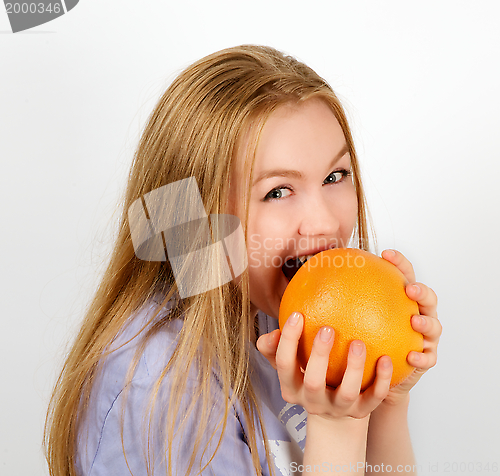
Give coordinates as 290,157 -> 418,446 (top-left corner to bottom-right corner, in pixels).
281,246 -> 338,282
284,245 -> 337,262
281,246 -> 339,283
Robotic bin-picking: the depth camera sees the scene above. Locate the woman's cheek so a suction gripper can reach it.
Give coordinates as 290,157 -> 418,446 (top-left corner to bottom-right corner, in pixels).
334,186 -> 358,241
248,251 -> 262,268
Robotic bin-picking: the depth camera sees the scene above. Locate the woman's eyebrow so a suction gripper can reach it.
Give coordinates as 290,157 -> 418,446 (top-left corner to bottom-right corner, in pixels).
252,144 -> 350,186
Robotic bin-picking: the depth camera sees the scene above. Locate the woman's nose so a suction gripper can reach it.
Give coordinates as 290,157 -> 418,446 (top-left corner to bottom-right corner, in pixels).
297,194 -> 340,236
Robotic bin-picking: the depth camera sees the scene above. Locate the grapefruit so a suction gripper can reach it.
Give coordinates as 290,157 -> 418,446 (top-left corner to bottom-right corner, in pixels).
278,248 -> 423,390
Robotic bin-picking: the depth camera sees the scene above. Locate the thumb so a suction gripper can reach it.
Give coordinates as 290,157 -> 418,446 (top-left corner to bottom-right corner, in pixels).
256,329 -> 280,369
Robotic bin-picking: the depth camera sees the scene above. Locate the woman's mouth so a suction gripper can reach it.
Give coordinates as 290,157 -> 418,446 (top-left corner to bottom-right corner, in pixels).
282,254 -> 316,281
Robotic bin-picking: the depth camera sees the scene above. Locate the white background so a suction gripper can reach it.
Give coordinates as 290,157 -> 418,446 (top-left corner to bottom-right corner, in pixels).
1,1 -> 499,474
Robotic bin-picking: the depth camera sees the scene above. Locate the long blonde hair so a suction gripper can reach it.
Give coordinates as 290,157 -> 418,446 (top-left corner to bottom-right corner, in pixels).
44,44 -> 372,476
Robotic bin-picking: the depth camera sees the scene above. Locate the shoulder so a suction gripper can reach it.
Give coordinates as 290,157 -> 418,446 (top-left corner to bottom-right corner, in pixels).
76,297 -> 272,476
97,294 -> 184,391
76,294 -> 193,474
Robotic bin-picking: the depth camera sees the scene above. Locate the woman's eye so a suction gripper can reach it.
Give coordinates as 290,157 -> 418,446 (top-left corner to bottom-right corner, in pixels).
263,170 -> 351,202
324,169 -> 351,185
264,187 -> 292,201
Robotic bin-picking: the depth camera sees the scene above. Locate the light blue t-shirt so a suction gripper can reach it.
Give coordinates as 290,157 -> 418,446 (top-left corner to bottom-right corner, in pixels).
75,296 -> 307,476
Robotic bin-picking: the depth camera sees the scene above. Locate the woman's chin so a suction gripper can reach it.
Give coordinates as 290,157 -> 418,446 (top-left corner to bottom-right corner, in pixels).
249,270 -> 291,320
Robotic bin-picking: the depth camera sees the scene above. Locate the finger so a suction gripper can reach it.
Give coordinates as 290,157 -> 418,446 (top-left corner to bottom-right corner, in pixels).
411,314 -> 442,342
333,341 -> 366,408
256,329 -> 280,369
406,283 -> 438,318
275,313 -> 305,398
302,327 -> 334,398
408,347 -> 438,370
381,249 -> 416,283
358,356 -> 392,414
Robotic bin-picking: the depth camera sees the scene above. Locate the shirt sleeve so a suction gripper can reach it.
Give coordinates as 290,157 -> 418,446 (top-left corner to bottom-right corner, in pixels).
77,315 -> 266,476
85,374 -> 262,476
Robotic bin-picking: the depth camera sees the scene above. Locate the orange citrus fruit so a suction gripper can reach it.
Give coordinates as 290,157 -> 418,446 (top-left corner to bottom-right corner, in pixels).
278,248 -> 423,390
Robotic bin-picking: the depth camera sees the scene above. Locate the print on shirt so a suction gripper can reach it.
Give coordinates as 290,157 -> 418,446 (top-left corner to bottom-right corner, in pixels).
268,403 -> 307,476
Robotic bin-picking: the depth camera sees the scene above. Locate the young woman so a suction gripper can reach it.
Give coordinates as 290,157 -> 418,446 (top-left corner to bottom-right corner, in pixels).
45,44 -> 441,476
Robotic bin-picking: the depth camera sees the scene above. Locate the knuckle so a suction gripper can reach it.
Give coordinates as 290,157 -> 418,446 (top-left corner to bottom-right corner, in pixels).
421,284 -> 438,308
304,403 -> 322,416
339,390 -> 358,404
347,356 -> 365,371
373,386 -> 390,401
330,410 -> 342,419
303,378 -> 323,394
435,319 -> 443,337
311,343 -> 332,358
393,257 -> 404,270
430,288 -> 438,306
418,282 -> 428,297
275,356 -> 290,373
281,326 -> 299,342
280,389 -> 296,404
401,261 -> 412,274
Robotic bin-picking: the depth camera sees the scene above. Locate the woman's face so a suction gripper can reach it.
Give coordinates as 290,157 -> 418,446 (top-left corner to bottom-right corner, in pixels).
234,98 -> 358,319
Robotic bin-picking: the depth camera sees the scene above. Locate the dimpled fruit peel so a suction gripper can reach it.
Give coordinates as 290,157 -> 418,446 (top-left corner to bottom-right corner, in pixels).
279,248 -> 424,391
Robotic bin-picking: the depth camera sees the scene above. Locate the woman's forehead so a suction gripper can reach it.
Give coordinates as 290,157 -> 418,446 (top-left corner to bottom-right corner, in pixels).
250,100 -> 345,175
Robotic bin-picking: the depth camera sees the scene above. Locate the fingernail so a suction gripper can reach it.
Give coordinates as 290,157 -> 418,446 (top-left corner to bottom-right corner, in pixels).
288,313 -> 300,327
382,357 -> 392,369
412,352 -> 421,362
412,284 -> 420,293
319,327 -> 333,343
351,341 -> 364,356
267,330 -> 275,346
385,249 -> 396,257
412,315 -> 425,327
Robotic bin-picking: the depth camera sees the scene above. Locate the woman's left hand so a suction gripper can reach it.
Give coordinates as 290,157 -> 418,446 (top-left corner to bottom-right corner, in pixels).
379,249 -> 442,406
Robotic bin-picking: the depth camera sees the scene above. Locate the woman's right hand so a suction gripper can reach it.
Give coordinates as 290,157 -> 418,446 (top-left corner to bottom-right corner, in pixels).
257,312 -> 394,420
